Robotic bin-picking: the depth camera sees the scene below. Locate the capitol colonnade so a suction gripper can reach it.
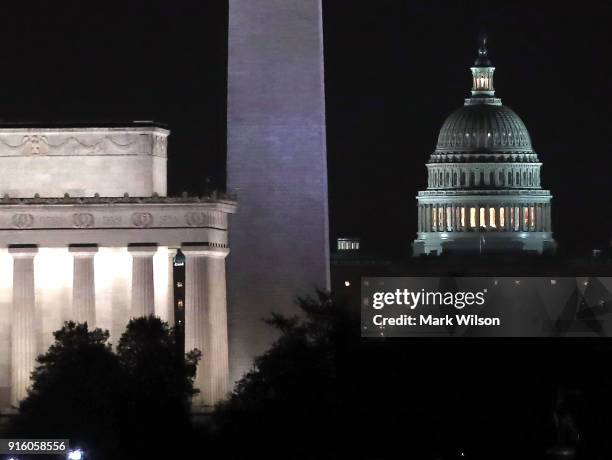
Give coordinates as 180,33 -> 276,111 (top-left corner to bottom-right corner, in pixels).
0,196 -> 236,409
417,202 -> 552,232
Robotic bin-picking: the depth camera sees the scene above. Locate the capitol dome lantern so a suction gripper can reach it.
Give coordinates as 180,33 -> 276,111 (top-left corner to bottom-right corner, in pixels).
413,36 -> 556,255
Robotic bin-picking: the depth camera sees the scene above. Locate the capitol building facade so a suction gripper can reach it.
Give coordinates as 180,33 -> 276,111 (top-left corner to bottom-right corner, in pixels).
413,39 -> 556,255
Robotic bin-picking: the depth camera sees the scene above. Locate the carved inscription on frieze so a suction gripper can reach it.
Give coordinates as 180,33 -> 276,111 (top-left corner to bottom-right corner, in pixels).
185,212 -> 208,227
73,213 -> 94,228
132,212 -> 153,228
12,214 -> 34,229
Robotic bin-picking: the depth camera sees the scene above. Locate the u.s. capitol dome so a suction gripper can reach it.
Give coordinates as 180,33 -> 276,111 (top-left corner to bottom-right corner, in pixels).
413,37 -> 556,255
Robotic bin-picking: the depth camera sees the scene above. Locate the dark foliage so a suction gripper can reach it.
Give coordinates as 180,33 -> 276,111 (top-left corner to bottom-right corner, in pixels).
10,322 -> 122,459
213,291 -> 360,459
9,317 -> 199,460
116,316 -> 201,458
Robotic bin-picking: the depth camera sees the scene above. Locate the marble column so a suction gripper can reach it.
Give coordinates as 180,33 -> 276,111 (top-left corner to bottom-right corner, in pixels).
441,205 -> 446,231
167,248 -> 177,326
9,246 -> 37,407
129,245 -> 157,318
431,205 -> 435,231
183,245 -> 230,407
70,246 -> 97,327
506,206 -> 511,230
431,205 -> 436,232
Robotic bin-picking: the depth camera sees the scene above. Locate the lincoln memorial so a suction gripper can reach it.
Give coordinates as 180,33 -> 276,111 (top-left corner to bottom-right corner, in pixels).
0,123 -> 236,409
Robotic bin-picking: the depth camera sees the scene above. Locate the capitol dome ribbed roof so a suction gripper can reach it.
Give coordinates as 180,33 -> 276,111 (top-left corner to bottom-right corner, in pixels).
435,104 -> 533,153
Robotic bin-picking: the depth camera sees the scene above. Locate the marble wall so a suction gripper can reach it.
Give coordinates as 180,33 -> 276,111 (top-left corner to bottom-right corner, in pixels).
0,126 -> 169,198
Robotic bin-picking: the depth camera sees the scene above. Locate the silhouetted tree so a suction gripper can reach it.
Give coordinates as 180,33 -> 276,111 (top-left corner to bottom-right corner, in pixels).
9,317 -> 201,460
116,316 -> 201,459
10,322 -> 123,459
213,291 -> 359,459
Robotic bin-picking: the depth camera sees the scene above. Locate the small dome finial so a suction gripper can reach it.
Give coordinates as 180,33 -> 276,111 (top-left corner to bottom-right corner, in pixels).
473,33 -> 492,67
478,33 -> 488,57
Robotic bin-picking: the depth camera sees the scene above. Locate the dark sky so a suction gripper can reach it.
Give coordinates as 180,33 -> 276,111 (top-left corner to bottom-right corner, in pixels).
2,1 -> 612,256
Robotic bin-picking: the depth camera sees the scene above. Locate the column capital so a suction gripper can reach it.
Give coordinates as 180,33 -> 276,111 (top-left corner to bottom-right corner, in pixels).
128,244 -> 158,256
8,245 -> 38,257
69,245 -> 99,256
181,244 -> 229,259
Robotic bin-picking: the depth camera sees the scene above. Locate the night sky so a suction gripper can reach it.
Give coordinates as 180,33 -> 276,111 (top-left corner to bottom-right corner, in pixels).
2,1 -> 612,256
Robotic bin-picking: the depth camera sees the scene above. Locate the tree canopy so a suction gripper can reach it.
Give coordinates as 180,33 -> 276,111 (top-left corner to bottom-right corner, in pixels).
9,317 -> 200,460
212,291 -> 359,459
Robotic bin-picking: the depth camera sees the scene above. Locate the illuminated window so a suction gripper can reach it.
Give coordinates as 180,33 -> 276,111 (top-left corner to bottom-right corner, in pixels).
530,206 -> 535,230
432,207 -> 437,229
489,207 -> 496,228
460,207 -> 465,228
446,207 -> 452,231
480,207 -> 486,228
523,207 -> 529,229
470,207 -> 476,228
438,207 -> 443,229
500,208 -> 505,228
177,300 -> 184,308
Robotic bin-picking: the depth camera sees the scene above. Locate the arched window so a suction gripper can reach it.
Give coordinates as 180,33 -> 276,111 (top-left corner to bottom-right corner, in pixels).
470,172 -> 475,186
460,171 -> 466,186
515,171 -> 520,186
445,172 -> 450,187
489,171 -> 494,186
508,171 -> 512,186
480,171 -> 485,186
499,171 -> 503,185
